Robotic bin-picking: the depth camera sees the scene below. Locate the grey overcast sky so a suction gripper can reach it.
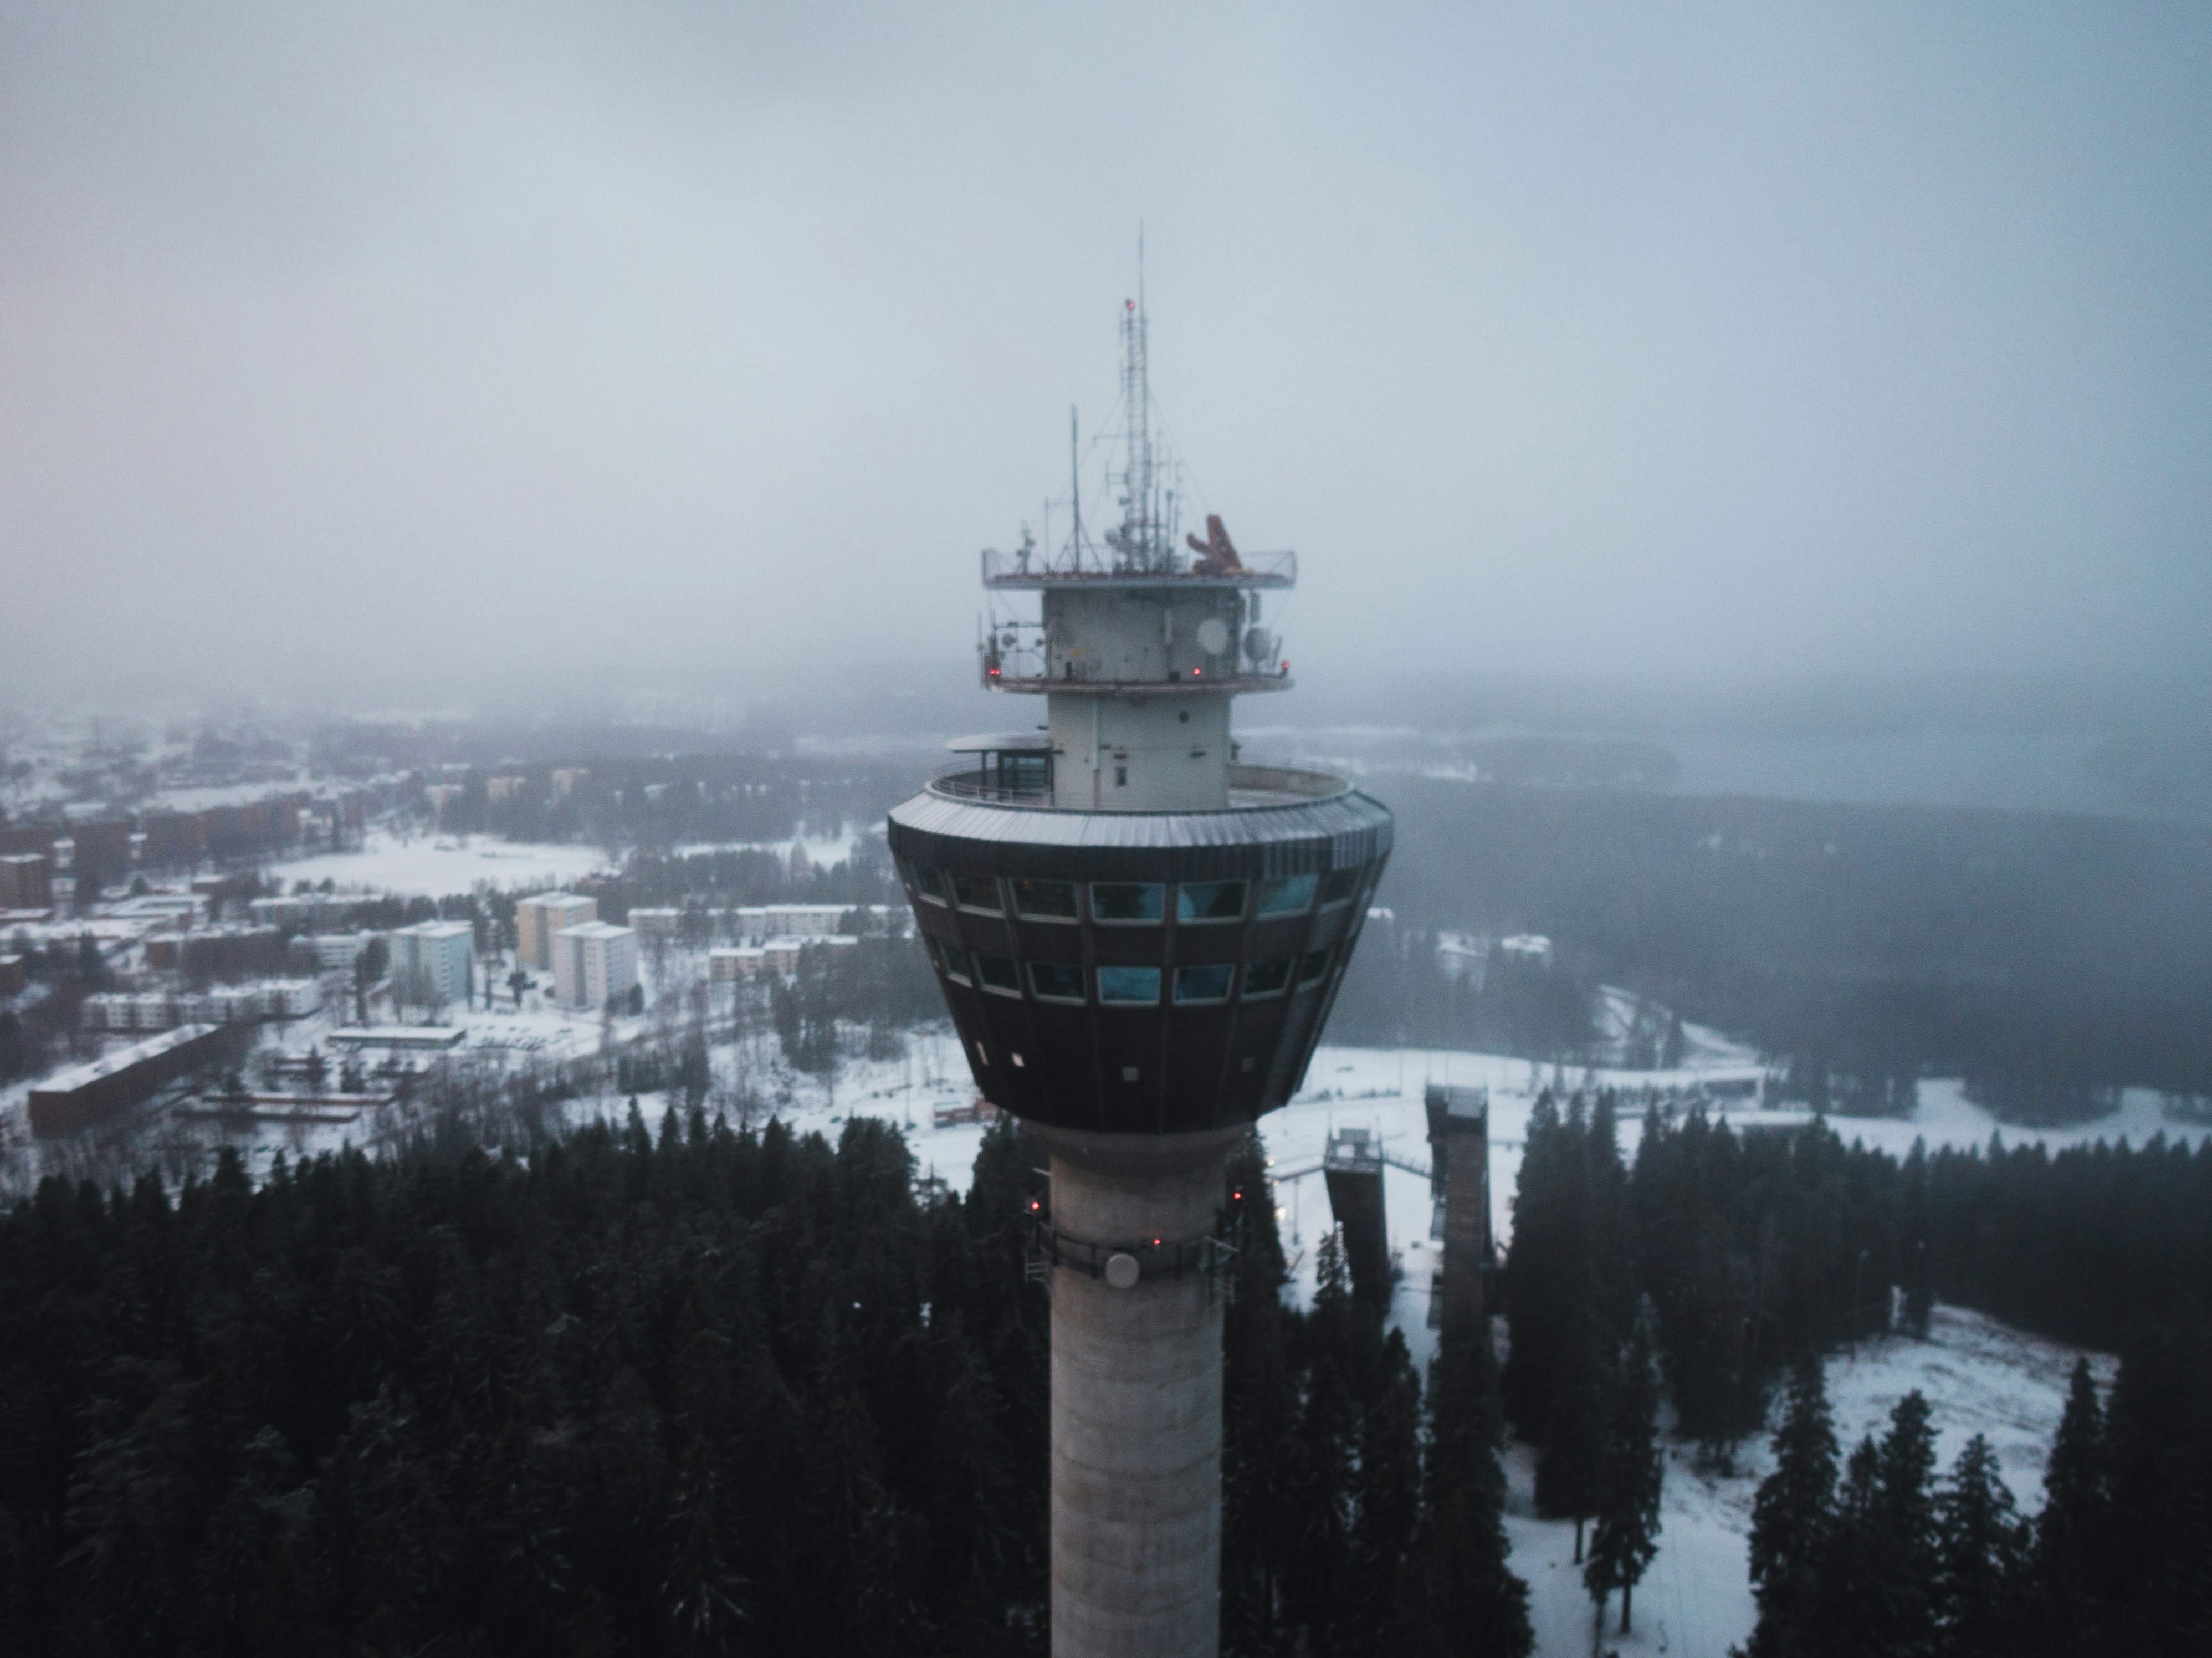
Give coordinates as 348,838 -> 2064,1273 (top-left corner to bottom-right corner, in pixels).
2,2 -> 2208,713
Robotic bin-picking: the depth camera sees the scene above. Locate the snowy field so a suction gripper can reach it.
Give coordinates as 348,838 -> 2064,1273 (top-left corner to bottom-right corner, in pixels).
258,829 -> 868,899
667,831 -> 863,868
262,831 -> 614,896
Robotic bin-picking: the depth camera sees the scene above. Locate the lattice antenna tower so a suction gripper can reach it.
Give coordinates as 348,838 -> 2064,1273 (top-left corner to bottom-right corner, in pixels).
1109,233 -> 1183,574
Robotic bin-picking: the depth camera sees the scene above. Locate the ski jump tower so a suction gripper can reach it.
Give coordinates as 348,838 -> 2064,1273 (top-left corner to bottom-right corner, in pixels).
888,291 -> 1392,1658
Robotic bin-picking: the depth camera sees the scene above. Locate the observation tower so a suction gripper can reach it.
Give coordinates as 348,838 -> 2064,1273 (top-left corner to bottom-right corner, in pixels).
887,291 -> 1392,1658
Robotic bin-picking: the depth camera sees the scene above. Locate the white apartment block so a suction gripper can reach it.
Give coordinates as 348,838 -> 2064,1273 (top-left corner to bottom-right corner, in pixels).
84,979 -> 323,1031
387,921 -> 475,1008
707,934 -> 854,982
516,892 -> 597,969
554,921 -> 638,1012
631,903 -> 903,944
250,894 -> 362,931
288,932 -> 373,973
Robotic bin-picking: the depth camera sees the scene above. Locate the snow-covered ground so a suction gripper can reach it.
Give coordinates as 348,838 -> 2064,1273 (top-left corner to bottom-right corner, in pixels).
256,829 -> 869,901
1505,1304 -> 2114,1658
667,831 -> 863,868
262,831 -> 615,896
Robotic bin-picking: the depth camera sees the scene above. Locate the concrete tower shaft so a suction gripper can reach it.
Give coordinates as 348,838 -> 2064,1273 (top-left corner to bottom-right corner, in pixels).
1035,1126 -> 1243,1657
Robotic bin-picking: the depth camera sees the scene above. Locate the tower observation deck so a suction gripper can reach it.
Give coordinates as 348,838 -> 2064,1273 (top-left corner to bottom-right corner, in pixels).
887,289 -> 1392,1658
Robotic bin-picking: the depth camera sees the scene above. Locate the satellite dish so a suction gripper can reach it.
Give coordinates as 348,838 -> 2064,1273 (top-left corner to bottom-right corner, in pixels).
1105,1252 -> 1141,1290
1243,627 -> 1274,663
1000,631 -> 1018,649
1195,617 -> 1231,654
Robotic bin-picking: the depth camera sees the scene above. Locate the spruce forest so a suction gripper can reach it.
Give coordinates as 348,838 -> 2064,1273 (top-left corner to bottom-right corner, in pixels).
0,1112 -> 1527,1657
2,1090 -> 2206,1654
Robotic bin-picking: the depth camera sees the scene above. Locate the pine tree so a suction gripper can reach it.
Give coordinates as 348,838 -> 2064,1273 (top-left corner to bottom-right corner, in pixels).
1389,1331 -> 1533,1658
1222,1135 -> 1301,1655
1287,1235 -> 1358,1648
1747,1354 -> 1837,1658
1900,1142 -> 1933,1339
1536,1294 -> 1611,1560
1807,1436 -> 1885,1658
1805,1393 -> 1939,1658
1344,1329 -> 1424,1647
1584,1317 -> 1664,1634
1932,1433 -> 2025,1658
2094,1323 -> 2211,1654
1871,1390 -> 1940,1656
664,1444 -> 750,1657
1502,1091 -> 1567,1438
1532,1098 -> 1615,1557
2032,1357 -> 2108,1611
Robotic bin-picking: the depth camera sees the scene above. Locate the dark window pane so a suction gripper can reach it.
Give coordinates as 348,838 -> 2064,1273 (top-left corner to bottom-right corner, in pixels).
1256,873 -> 1317,915
1243,957 -> 1293,996
1319,867 -> 1360,906
1030,961 -> 1085,1001
1098,965 -> 1162,1003
1174,964 -> 1234,1002
1092,882 -> 1164,923
1176,881 -> 1247,923
938,940 -> 972,981
912,866 -> 948,904
1012,878 -> 1079,920
951,873 -> 1003,912
975,953 -> 1021,993
1300,947 -> 1332,985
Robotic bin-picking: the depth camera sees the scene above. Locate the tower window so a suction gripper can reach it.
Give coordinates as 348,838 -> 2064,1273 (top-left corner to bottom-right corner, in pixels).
1028,961 -> 1086,1002
1174,964 -> 1234,1003
1091,882 -> 1164,923
1242,958 -> 1293,997
1319,867 -> 1362,907
1097,965 -> 1163,1004
951,873 -> 1004,913
1012,878 -> 1079,920
1299,947 -> 1333,986
936,940 -> 974,983
1176,881 -> 1247,923
1257,873 -> 1318,916
975,953 -> 1022,995
1115,765 -> 1128,786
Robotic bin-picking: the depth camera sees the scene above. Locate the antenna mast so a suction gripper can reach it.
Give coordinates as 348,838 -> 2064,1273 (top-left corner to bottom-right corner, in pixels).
1069,405 -> 1083,569
1116,229 -> 1165,572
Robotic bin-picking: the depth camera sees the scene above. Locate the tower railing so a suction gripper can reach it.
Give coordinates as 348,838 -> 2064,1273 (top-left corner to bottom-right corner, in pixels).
924,760 -> 1353,810
981,546 -> 1297,587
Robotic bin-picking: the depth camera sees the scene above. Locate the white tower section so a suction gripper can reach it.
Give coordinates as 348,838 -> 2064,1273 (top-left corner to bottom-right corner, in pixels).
977,296 -> 1294,811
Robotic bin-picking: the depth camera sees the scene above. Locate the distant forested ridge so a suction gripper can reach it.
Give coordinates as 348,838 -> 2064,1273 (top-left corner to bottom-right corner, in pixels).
1336,778 -> 2212,1105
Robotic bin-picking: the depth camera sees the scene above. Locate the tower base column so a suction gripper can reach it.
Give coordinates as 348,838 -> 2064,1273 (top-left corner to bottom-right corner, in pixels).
1033,1125 -> 1242,1658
